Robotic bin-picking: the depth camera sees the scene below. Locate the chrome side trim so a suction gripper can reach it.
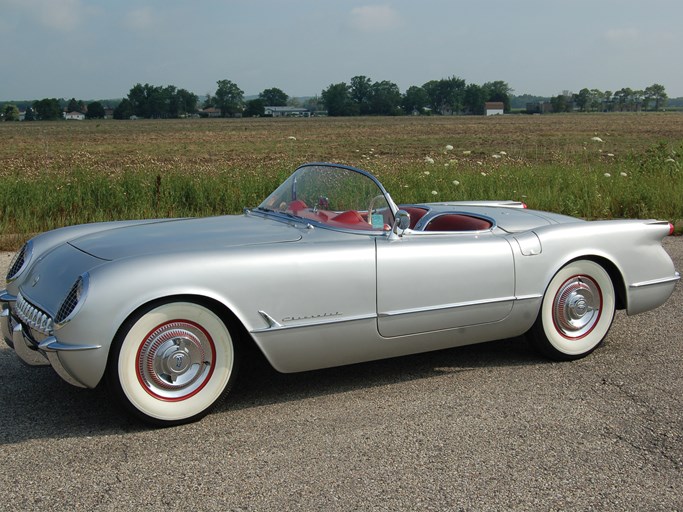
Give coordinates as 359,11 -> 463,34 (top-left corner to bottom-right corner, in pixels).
251,313 -> 376,333
630,273 -> 680,288
378,294 -> 541,318
258,310 -> 283,329
38,337 -> 102,352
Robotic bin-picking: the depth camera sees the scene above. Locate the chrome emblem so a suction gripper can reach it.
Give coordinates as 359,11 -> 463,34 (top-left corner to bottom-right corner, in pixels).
31,275 -> 40,287
174,354 -> 185,368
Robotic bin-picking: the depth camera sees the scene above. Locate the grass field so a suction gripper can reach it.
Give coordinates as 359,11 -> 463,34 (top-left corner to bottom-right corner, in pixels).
1,113 -> 682,249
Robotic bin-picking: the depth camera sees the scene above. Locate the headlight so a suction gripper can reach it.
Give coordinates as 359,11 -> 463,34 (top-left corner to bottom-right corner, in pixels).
55,273 -> 89,324
6,240 -> 33,282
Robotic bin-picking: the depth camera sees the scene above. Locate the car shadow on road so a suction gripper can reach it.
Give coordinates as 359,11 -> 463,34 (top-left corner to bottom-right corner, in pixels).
0,335 -> 544,444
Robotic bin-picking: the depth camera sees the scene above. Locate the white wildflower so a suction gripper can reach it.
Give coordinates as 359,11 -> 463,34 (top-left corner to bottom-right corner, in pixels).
620,172 -> 628,177
480,172 -> 487,176
492,154 -> 501,159
445,144 -> 454,151
287,136 -> 297,140
452,180 -> 460,186
604,173 -> 611,177
591,137 -> 604,142
499,151 -> 507,155
423,171 -> 430,175
462,150 -> 472,155
424,156 -> 435,164
607,153 -> 614,157
431,190 -> 438,195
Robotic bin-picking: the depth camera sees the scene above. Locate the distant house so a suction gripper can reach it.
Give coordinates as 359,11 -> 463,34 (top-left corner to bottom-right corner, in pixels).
485,102 -> 504,116
64,111 -> 85,120
484,101 -> 505,116
264,106 -> 310,117
104,107 -> 114,119
200,107 -> 222,118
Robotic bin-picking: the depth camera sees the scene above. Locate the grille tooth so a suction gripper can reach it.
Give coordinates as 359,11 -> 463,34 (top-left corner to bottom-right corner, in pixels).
13,292 -> 53,335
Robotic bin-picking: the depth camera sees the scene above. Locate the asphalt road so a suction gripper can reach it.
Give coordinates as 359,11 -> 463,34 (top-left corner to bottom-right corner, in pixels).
1,240 -> 681,511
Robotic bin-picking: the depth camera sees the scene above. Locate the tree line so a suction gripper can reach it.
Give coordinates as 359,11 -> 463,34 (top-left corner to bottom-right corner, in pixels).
548,84 -> 668,113
0,77 -> 672,121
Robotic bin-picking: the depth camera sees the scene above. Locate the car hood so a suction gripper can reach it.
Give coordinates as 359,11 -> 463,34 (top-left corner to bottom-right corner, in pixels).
69,214 -> 302,261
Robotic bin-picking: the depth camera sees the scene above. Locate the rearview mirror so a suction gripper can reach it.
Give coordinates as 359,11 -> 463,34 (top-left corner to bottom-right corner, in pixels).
392,210 -> 411,236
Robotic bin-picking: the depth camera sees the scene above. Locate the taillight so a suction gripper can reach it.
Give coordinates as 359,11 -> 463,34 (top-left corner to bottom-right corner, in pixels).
521,203 -> 528,209
669,223 -> 675,236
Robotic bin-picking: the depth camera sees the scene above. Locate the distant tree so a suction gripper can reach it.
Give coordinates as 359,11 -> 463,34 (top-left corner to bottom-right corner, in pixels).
463,83 -> 487,115
202,93 -> 214,109
67,97 -> 85,113
214,79 -> 244,117
24,106 -> 36,121
33,98 -> 62,120
176,88 -> 198,116
302,95 -> 321,112
483,80 -> 513,112
588,89 -> 604,111
423,76 -> 466,114
259,87 -> 288,106
550,94 -> 571,113
402,85 -> 429,114
2,104 -> 20,121
350,75 -> 373,115
244,98 -> 265,117
369,80 -> 402,115
113,98 -> 133,119
613,88 -> 633,112
86,101 -> 105,119
644,83 -> 668,111
320,82 -> 354,116
602,90 -> 614,112
574,88 -> 592,112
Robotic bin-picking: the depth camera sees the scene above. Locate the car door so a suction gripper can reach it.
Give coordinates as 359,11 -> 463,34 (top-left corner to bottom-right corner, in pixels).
375,232 -> 515,337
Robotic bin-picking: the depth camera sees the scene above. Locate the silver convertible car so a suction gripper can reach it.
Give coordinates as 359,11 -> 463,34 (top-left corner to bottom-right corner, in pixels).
2,162 -> 679,425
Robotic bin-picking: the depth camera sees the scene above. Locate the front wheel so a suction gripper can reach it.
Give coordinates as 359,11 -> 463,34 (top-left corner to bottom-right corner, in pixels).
106,301 -> 238,426
529,260 -> 616,361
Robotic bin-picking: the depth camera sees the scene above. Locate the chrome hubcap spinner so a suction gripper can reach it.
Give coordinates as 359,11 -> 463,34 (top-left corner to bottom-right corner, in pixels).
137,321 -> 214,400
553,276 -> 601,338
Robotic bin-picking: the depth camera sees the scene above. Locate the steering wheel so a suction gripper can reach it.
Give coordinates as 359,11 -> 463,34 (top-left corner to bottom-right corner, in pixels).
367,194 -> 386,226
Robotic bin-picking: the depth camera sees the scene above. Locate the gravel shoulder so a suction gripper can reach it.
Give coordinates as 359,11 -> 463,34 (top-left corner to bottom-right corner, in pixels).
1,239 -> 682,511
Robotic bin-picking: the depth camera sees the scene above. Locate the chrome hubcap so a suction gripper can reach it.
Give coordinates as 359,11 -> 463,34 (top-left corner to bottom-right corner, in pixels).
553,276 -> 601,338
137,321 -> 215,400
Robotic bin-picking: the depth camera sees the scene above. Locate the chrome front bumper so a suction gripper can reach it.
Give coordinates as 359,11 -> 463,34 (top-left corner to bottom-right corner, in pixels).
1,290 -> 101,388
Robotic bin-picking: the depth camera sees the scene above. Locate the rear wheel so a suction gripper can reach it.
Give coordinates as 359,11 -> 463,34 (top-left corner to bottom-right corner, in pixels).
107,301 -> 238,426
529,260 -> 616,360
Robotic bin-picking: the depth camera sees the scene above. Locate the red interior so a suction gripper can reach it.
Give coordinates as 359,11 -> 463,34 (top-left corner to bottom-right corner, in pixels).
424,214 -> 492,231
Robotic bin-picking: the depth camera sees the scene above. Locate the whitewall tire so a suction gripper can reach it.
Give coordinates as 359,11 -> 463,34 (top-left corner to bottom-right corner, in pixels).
530,260 -> 616,360
107,301 -> 238,426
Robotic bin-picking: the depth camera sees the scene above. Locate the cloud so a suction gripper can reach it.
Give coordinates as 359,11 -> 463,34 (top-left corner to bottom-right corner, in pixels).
604,28 -> 640,44
349,4 -> 403,33
2,0 -> 86,31
124,7 -> 155,32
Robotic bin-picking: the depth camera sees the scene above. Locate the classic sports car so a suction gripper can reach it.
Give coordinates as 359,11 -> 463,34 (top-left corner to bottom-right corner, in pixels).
2,162 -> 679,425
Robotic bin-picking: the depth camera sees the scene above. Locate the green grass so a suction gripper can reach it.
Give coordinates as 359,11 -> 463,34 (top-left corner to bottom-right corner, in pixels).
1,115 -> 682,250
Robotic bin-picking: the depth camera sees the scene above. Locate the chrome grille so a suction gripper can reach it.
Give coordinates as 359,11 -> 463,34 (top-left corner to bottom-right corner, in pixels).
14,292 -> 54,334
7,244 -> 27,281
55,278 -> 81,323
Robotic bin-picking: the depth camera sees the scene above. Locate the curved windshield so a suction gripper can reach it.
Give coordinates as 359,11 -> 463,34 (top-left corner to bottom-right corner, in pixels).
258,164 -> 395,231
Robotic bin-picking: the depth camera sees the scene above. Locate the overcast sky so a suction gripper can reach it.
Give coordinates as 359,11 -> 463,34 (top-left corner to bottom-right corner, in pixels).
1,0 -> 682,101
